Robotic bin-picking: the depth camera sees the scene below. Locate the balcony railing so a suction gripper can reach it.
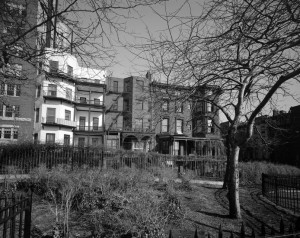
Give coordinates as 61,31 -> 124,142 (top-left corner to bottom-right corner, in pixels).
42,117 -> 76,127
74,125 -> 104,131
74,98 -> 104,106
43,90 -> 75,101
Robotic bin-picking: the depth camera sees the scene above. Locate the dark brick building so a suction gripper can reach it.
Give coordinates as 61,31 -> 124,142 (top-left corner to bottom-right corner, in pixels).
0,0 -> 39,143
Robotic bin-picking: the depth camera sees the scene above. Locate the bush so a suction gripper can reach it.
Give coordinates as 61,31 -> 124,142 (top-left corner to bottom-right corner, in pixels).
239,161 -> 300,185
18,166 -> 185,237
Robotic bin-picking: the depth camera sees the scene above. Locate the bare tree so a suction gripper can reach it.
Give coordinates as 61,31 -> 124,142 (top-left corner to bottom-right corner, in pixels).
0,0 -> 164,79
139,0 -> 300,218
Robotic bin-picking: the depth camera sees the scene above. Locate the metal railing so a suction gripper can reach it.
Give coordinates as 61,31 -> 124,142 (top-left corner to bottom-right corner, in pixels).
74,125 -> 104,131
0,193 -> 32,238
42,117 -> 77,127
74,98 -> 104,106
262,173 -> 300,213
43,90 -> 75,101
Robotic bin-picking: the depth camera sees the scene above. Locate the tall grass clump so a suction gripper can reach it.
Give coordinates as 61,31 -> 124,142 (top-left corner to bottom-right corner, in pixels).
20,165 -> 185,237
239,161 -> 300,185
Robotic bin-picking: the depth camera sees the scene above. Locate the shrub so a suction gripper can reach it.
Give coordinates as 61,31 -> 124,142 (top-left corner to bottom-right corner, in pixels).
239,161 -> 300,185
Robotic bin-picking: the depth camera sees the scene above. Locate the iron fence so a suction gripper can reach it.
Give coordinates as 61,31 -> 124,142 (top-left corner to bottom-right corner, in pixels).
0,146 -> 226,179
262,173 -> 300,213
167,217 -> 300,238
0,192 -> 32,238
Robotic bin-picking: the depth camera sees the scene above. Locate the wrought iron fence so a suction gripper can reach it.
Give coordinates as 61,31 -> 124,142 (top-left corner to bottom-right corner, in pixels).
262,173 -> 300,213
0,146 -> 226,179
0,192 -> 32,238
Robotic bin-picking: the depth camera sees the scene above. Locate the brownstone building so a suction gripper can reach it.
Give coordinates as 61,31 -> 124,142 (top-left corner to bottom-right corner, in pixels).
150,81 -> 224,157
0,0 -> 39,143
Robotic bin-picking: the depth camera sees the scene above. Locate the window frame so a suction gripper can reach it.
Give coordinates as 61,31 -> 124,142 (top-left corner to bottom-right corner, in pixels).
161,118 -> 169,133
176,119 -> 183,134
162,100 -> 169,112
46,133 -> 55,144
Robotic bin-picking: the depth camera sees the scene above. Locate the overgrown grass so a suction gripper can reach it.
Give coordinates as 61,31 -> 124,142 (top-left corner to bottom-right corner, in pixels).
15,165 -> 186,237
239,161 -> 300,185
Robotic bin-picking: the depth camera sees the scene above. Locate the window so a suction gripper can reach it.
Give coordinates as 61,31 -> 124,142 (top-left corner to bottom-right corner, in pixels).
64,135 -> 70,146
67,65 -> 73,76
48,84 -> 57,96
7,84 -> 14,96
65,110 -> 71,121
13,129 -> 18,139
136,100 -> 143,110
16,85 -> 21,96
78,137 -> 85,147
196,101 -> 203,112
94,98 -> 101,105
80,97 -> 87,103
111,99 -> 118,111
187,103 -> 191,110
36,108 -> 39,122
49,60 -> 59,73
4,128 -> 11,139
207,103 -> 212,112
124,81 -> 130,92
176,102 -> 183,113
14,105 -> 20,117
107,139 -> 118,149
0,104 -> 3,117
113,81 -> 118,92
79,117 -> 86,130
66,88 -> 72,100
135,119 -> 143,130
46,108 -> 56,123
137,80 -> 144,91
37,85 -> 41,97
5,106 -> 13,117
148,101 -> 152,112
93,117 -> 99,130
124,100 -> 129,111
162,100 -> 169,112
92,138 -> 99,147
196,120 -> 202,133
176,119 -> 183,134
46,133 -> 55,143
162,118 -> 169,132
207,119 -> 213,133
0,84 -> 5,95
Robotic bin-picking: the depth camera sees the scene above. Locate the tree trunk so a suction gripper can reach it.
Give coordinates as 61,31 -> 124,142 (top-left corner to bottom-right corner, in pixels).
228,145 -> 241,219
222,154 -> 230,189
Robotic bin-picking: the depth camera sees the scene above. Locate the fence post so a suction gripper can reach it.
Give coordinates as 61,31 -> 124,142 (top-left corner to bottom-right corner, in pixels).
275,176 -> 279,205
23,191 -> 33,238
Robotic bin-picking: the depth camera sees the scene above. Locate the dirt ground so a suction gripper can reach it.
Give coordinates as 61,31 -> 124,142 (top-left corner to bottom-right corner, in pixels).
169,184 -> 299,238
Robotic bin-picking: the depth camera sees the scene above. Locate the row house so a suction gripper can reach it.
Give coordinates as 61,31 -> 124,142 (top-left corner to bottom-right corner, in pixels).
33,49 -> 106,146
0,0 -> 39,143
150,80 -> 224,158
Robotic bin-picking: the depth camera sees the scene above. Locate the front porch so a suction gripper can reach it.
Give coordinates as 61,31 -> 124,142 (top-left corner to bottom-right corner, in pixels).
156,134 -> 225,159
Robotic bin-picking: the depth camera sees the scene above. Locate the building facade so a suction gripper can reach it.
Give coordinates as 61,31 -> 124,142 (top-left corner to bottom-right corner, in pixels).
0,0 -> 39,143
150,81 -> 224,157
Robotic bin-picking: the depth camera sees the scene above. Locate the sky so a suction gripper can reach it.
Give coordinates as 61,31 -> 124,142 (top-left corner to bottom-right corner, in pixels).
104,1 -> 300,120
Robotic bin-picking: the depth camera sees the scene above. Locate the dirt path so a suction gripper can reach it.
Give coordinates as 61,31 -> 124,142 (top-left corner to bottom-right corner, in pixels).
171,185 -> 299,238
